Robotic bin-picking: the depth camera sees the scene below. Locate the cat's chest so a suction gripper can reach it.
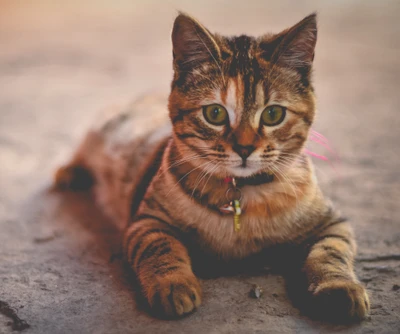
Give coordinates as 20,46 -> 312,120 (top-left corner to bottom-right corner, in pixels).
148,163 -> 318,260
168,193 -> 304,260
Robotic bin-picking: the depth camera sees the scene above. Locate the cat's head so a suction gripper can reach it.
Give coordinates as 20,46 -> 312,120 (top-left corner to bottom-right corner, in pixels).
168,13 -> 317,178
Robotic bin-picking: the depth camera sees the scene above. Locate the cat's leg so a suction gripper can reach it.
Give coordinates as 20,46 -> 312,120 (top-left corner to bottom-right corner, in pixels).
303,220 -> 370,321
123,217 -> 202,317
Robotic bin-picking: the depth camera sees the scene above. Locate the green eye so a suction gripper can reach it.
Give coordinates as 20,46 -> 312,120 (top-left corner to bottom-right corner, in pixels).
261,105 -> 286,126
202,104 -> 228,125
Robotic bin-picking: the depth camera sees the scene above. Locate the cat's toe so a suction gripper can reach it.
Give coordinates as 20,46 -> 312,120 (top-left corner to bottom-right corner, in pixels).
148,272 -> 202,317
311,280 -> 370,322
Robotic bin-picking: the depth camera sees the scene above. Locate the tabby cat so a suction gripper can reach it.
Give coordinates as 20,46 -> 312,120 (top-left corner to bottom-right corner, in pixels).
55,13 -> 370,321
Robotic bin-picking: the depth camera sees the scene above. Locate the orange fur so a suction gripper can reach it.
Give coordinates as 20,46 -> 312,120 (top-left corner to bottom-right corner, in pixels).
55,13 -> 369,321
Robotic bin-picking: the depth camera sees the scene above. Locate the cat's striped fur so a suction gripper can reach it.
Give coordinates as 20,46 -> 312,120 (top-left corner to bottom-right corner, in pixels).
55,13 -> 370,321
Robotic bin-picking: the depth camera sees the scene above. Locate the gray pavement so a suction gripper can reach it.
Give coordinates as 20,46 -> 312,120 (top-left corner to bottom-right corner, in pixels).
1,1 -> 399,333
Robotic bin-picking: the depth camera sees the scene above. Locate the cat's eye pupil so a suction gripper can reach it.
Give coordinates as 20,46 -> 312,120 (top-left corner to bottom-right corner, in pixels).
211,108 -> 220,119
269,108 -> 276,120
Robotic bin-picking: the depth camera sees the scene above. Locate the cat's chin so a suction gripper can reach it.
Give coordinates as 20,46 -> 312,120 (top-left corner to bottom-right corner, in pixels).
225,165 -> 263,178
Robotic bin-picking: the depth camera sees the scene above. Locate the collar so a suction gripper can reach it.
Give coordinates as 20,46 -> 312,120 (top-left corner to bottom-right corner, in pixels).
219,172 -> 275,228
223,172 -> 274,187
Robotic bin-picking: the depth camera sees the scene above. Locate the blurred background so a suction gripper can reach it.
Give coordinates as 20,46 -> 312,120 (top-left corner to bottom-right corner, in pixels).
0,1 -> 399,333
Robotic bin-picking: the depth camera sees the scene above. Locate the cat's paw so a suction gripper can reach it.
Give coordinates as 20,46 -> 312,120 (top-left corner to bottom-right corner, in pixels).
54,164 -> 93,191
147,272 -> 202,317
310,280 -> 370,322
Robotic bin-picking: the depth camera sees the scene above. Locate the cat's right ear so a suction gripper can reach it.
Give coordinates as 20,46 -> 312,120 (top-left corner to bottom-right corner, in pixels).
172,13 -> 221,71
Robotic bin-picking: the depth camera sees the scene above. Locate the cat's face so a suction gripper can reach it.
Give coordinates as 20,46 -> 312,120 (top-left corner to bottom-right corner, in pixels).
169,14 -> 317,178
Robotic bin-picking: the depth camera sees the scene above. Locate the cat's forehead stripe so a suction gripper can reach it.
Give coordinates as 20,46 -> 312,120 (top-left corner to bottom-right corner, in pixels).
225,35 -> 260,111
219,76 -> 250,127
218,76 -> 267,128
219,78 -> 238,126
235,76 -> 244,115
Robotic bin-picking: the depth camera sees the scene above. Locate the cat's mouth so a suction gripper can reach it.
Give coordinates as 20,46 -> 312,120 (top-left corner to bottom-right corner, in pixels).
226,161 -> 264,178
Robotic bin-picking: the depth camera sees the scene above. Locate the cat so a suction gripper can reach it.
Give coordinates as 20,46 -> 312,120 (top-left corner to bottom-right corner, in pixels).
54,12 -> 370,322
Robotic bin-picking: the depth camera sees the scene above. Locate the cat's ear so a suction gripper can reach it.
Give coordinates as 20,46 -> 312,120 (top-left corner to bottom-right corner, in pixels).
172,13 -> 221,70
261,13 -> 317,72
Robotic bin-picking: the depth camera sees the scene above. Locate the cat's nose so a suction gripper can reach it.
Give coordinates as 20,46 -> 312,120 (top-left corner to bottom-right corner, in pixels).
232,144 -> 255,160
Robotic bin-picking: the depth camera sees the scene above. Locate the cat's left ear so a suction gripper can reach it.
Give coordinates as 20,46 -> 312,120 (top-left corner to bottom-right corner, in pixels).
171,13 -> 221,71
261,13 -> 317,73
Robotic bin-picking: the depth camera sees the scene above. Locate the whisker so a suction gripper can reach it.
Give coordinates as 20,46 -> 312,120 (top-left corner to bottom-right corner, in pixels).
200,162 -> 220,198
165,160 -> 214,197
271,162 -> 302,205
156,154 -> 208,178
276,150 -> 338,176
269,164 -> 291,204
190,160 -> 215,200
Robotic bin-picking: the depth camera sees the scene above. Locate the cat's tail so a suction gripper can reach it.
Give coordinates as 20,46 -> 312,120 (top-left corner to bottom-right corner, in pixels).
53,130 -> 102,192
54,162 -> 94,191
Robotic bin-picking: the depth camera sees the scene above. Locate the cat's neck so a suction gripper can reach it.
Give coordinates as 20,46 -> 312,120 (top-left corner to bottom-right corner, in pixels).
162,139 -> 313,215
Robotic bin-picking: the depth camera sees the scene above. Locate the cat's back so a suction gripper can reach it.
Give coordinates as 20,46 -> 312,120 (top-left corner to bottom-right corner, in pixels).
91,93 -> 170,150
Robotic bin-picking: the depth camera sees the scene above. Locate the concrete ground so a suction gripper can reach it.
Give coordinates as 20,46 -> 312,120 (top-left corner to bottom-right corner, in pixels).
0,1 -> 399,333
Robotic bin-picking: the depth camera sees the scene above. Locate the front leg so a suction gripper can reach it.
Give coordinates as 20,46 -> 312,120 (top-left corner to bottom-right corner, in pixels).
303,220 -> 370,321
123,217 -> 201,317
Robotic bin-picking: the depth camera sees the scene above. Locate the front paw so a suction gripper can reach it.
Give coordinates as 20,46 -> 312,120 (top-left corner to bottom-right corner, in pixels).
146,271 -> 202,317
310,280 -> 370,322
